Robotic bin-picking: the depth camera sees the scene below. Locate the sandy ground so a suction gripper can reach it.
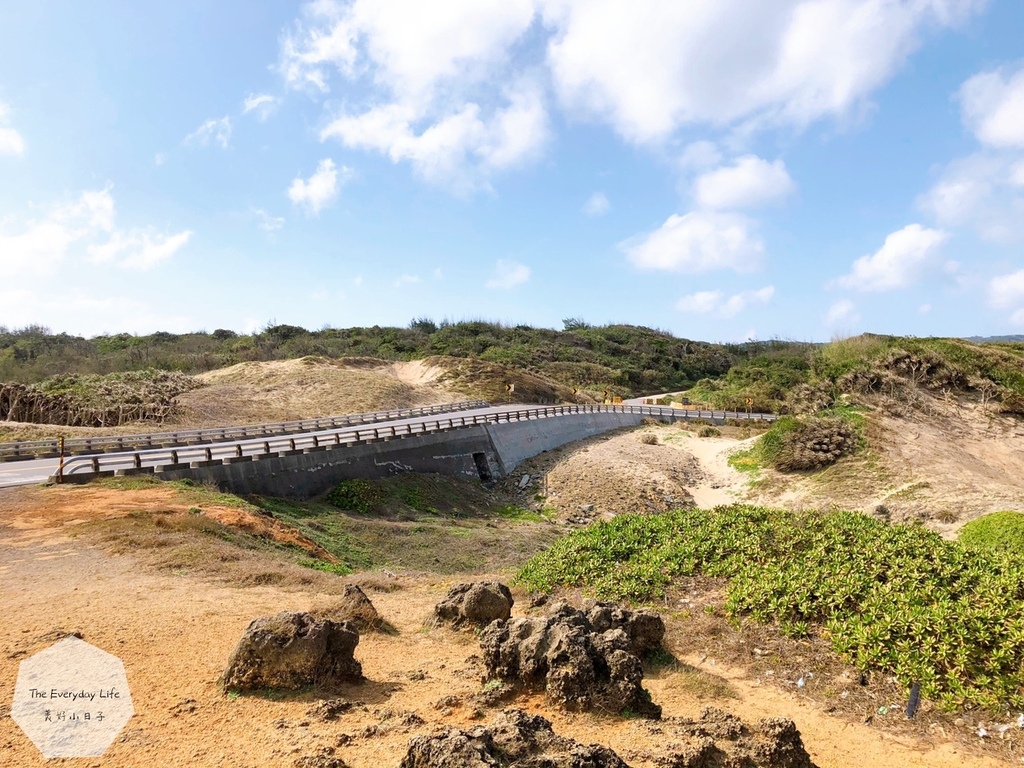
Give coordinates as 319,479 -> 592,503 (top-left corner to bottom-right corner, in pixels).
0,493 -> 1011,768
737,397 -> 1024,537
498,424 -> 760,522
177,358 -> 462,428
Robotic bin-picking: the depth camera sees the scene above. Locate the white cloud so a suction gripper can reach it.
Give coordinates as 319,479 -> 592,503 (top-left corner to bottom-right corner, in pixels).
0,101 -> 24,155
582,192 -> 609,217
825,298 -> 860,326
693,155 -> 795,209
394,273 -> 421,287
281,0 -> 536,100
284,0 -> 545,191
0,288 -> 194,337
183,116 -> 232,149
919,303 -> 932,314
833,223 -> 949,292
0,188 -> 190,276
154,152 -> 167,166
676,285 -> 774,318
622,211 -> 763,273
86,230 -> 193,270
542,0 -> 984,142
988,269 -> 1024,310
320,81 -> 547,191
919,152 -> 1024,243
279,1 -> 984,190
485,259 -> 531,289
252,208 -> 285,232
242,93 -> 279,120
288,158 -> 349,214
958,65 -> 1024,148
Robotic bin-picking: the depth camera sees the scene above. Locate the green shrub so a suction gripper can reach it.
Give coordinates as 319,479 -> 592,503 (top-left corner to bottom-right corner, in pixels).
697,426 -> 720,437
959,512 -> 1024,558
323,479 -> 385,513
516,505 -> 1024,712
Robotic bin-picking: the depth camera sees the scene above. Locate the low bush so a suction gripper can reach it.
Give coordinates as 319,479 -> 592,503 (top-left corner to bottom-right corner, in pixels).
697,426 -> 720,437
639,433 -> 659,445
959,511 -> 1024,558
323,479 -> 385,513
516,505 -> 1024,712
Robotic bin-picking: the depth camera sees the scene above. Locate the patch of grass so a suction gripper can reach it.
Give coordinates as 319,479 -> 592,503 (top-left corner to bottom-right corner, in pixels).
324,479 -> 386,513
726,448 -> 760,473
516,504 -> 1024,712
959,511 -> 1024,558
495,505 -> 554,524
697,426 -> 720,438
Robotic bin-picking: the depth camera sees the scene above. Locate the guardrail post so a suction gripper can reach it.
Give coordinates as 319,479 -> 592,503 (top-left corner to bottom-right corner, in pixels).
133,453 -> 142,469
235,444 -> 243,457
205,447 -> 213,461
289,439 -> 296,451
171,450 -> 179,464
56,436 -> 66,484
91,457 -> 100,473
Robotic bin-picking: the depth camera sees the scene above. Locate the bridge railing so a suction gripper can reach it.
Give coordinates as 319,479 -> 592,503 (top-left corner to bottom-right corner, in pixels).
54,403 -> 776,481
0,400 -> 490,462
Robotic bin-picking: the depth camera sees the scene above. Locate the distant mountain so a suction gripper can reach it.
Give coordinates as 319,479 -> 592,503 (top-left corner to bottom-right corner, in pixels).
964,335 -> 1024,343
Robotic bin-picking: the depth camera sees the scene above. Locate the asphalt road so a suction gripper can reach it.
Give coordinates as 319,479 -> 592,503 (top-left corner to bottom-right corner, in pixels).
0,402 -> 775,488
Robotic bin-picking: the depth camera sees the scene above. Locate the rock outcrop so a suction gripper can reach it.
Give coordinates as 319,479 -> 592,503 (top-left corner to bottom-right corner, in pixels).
434,582 -> 514,629
654,707 -> 818,768
479,602 -> 661,718
316,584 -> 393,634
400,708 -> 629,768
222,611 -> 362,692
585,601 -> 665,657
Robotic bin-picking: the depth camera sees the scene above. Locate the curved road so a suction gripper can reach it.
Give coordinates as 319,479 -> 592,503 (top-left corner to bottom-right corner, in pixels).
0,402 -> 776,488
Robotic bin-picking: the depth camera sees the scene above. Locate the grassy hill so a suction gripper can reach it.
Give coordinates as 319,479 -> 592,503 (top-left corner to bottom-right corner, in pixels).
0,320 -> 741,393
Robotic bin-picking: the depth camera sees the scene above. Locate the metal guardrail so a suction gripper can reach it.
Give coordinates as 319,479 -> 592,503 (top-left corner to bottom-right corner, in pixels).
0,400 -> 490,462
54,403 -> 776,480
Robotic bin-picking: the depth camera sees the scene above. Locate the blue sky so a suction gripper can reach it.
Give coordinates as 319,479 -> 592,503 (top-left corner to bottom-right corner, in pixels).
2,0 -> 1024,342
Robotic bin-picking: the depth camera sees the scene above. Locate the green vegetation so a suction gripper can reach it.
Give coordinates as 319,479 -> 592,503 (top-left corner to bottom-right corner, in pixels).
516,504 -> 1024,711
323,479 -> 387,514
255,474 -> 562,573
680,334 -> 1024,415
0,320 -> 743,396
959,511 -> 1024,558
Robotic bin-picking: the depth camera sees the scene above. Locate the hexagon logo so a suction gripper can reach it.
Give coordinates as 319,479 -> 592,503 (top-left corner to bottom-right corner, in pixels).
11,636 -> 134,758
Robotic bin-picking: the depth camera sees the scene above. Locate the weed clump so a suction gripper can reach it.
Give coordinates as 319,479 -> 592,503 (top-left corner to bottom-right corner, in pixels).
516,504 -> 1024,712
324,479 -> 385,513
697,426 -> 720,438
765,417 -> 860,473
639,433 -> 659,445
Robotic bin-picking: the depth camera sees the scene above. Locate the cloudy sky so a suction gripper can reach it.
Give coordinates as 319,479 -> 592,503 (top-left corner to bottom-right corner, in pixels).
1,0 -> 1023,341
